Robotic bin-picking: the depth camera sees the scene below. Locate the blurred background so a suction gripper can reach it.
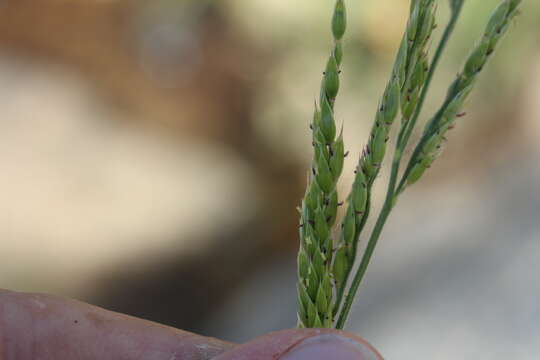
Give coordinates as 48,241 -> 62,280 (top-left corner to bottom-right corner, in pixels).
1,0 -> 539,358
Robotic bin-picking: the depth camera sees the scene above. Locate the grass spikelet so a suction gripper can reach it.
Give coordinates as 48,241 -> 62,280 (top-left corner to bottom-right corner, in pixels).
332,0 -> 437,323
297,0 -> 347,329
402,0 -> 522,188
296,0 -> 523,330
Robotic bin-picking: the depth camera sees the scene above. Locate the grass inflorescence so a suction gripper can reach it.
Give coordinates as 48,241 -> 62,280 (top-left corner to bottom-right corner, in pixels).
297,0 -> 346,328
296,0 -> 523,329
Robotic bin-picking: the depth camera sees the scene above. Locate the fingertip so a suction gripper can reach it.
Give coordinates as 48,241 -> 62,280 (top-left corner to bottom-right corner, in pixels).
0,289 -> 233,360
214,328 -> 383,360
280,332 -> 383,360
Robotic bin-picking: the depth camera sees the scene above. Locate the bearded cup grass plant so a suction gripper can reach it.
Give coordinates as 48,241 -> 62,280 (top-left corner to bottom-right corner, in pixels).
296,0 -> 523,330
297,0 -> 346,329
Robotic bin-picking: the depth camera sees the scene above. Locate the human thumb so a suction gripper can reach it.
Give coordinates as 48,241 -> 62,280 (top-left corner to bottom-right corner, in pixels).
214,328 -> 383,360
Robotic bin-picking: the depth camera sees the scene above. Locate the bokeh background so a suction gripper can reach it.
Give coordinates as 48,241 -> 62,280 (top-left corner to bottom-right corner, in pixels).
1,0 -> 539,358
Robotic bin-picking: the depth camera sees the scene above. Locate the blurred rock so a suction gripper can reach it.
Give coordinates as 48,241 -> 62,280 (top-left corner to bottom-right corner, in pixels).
0,56 -> 258,297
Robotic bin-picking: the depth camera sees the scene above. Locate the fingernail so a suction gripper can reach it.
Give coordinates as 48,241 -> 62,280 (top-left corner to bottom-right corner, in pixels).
279,334 -> 381,360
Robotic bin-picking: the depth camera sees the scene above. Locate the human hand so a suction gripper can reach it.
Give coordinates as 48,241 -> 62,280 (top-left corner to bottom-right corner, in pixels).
0,289 -> 383,359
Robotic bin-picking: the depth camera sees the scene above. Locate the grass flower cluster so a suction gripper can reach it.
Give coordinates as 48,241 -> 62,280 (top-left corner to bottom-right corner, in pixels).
296,0 -> 523,330
297,0 -> 346,329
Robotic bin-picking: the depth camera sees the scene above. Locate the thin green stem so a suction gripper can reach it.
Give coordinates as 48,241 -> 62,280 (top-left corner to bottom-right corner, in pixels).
335,148 -> 403,330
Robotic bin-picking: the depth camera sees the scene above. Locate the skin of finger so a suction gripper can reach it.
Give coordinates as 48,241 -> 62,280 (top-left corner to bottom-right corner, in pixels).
213,328 -> 384,360
0,289 -> 233,360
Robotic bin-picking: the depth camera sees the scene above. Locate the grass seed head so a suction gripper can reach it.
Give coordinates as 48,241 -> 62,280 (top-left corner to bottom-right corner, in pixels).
332,0 -> 347,41
297,0 -> 350,328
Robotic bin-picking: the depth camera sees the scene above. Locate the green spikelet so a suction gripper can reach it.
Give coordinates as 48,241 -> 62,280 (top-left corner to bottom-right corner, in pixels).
332,0 -> 437,318
297,0 -> 347,329
297,0 -> 522,330
405,0 -> 522,187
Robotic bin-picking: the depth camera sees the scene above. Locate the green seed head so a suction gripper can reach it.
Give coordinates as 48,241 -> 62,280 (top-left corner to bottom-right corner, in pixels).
332,0 -> 347,41
312,247 -> 326,276
307,265 -> 319,299
298,248 -> 310,280
362,157 -> 378,179
322,272 -> 333,299
330,131 -> 345,180
324,56 -> 340,100
307,299 -> 319,326
324,190 -> 339,227
312,106 -> 327,144
382,78 -> 401,125
407,161 -> 428,186
342,206 -> 356,247
315,208 -> 330,246
306,181 -> 322,212
485,2 -> 510,37
316,284 -> 328,314
417,6 -> 436,46
407,4 -> 421,42
298,281 -> 310,305
402,88 -> 420,120
422,132 -> 443,155
370,124 -> 388,166
332,246 -> 349,289
414,54 -> 429,88
407,151 -> 437,186
464,42 -> 489,75
443,85 -> 473,120
351,175 -> 367,214
319,97 -> 337,143
315,153 -> 334,193
298,0 -> 350,329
